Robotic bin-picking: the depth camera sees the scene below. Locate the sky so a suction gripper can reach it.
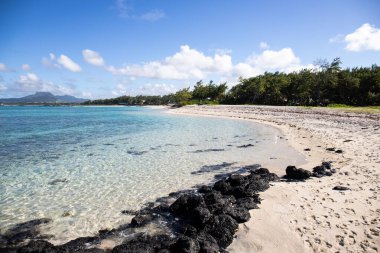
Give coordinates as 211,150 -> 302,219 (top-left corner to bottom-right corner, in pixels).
0,0 -> 379,99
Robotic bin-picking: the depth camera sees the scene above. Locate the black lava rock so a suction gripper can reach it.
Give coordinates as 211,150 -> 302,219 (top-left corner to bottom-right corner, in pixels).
171,236 -> 200,253
312,162 -> 335,178
285,166 -> 312,180
333,186 -> 350,191
203,215 -> 238,249
131,215 -> 154,227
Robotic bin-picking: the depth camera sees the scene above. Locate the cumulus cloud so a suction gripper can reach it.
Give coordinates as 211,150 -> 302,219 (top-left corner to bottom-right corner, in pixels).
13,72 -> 75,95
112,83 -> 128,96
0,83 -> 7,92
81,91 -> 93,99
136,83 -> 177,96
82,49 -> 105,66
344,23 -> 380,51
247,48 -> 300,69
233,48 -> 311,78
21,64 -> 31,71
42,53 -> 59,69
329,34 -> 344,43
18,73 -> 39,83
42,53 -> 82,72
57,55 -> 82,72
259,42 -> 269,50
0,63 -> 10,72
107,45 -> 233,80
140,10 -> 165,21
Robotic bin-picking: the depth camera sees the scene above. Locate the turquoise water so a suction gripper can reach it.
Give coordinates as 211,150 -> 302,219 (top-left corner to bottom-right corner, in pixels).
0,106 -> 305,243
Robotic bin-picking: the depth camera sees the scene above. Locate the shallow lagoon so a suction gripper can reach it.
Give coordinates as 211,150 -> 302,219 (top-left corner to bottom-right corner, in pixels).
0,106 -> 305,243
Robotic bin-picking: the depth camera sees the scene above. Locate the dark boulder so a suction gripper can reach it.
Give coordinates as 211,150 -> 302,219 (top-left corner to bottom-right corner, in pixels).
313,165 -> 325,174
251,168 -> 279,181
170,194 -> 211,228
212,180 -> 232,195
112,233 -> 175,253
190,207 -> 212,228
333,186 -> 350,191
17,240 -> 56,253
285,166 -> 312,180
152,203 -> 170,214
171,236 -> 200,253
224,207 -> 250,223
198,185 -> 212,194
226,174 -> 246,187
203,215 -> 238,249
203,191 -> 224,206
312,162 -> 335,178
170,195 -> 205,215
196,232 -> 220,253
235,196 -> 260,210
131,215 -> 154,227
57,236 -> 100,252
182,225 -> 198,238
322,162 -> 331,169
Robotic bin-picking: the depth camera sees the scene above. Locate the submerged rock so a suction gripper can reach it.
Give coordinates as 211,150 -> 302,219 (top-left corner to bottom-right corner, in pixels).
237,144 -> 254,148
48,178 -> 68,185
4,165 -> 281,252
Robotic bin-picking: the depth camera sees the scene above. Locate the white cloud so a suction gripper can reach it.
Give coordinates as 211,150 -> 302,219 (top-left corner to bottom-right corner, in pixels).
247,48 -> 300,69
233,48 -> 312,78
89,45 -> 312,91
115,0 -> 131,18
329,34 -> 344,43
259,42 -> 269,50
42,53 -> 60,69
13,72 -> 75,95
82,49 -> 105,66
140,10 -> 165,21
22,64 -> 31,71
112,83 -> 128,96
108,45 -> 233,80
136,83 -> 176,96
0,63 -> 9,72
0,83 -> 7,92
81,91 -> 93,99
114,0 -> 164,21
18,73 -> 39,84
57,55 -> 82,72
233,63 -> 261,78
344,23 -> 380,52
213,48 -> 232,55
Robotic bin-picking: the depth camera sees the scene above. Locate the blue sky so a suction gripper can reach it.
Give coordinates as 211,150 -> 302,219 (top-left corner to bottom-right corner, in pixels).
0,0 -> 379,99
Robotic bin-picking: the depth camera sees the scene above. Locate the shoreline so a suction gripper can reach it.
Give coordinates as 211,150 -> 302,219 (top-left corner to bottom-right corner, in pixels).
170,105 -> 380,253
1,105 -> 379,252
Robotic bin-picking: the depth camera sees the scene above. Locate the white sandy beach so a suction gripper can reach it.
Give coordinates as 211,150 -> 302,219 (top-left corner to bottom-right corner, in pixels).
171,105 -> 380,253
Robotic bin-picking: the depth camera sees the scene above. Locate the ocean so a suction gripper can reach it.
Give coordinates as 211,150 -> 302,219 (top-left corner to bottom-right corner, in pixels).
0,106 -> 305,243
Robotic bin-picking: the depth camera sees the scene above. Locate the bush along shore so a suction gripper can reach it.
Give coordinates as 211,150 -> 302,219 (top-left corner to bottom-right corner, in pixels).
1,162 -> 336,253
83,59 -> 380,107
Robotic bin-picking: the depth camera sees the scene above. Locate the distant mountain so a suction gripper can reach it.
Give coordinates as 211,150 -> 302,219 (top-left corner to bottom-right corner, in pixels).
0,92 -> 89,104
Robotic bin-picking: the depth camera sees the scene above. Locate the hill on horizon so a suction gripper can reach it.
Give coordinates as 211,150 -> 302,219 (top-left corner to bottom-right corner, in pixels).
0,92 -> 89,104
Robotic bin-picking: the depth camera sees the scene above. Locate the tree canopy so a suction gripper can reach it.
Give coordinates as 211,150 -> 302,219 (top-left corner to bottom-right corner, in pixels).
84,59 -> 380,107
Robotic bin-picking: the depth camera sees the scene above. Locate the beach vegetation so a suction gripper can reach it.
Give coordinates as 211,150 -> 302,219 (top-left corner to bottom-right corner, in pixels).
83,59 -> 379,107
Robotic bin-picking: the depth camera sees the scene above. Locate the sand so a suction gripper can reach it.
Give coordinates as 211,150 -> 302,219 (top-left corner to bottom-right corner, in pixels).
171,105 -> 380,253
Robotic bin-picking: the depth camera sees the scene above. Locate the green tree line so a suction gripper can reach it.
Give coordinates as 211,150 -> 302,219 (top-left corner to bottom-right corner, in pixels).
84,59 -> 380,106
